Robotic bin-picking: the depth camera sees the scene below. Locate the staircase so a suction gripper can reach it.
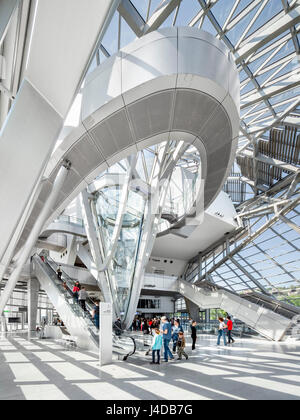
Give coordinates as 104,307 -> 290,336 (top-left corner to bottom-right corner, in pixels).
31,255 -> 136,359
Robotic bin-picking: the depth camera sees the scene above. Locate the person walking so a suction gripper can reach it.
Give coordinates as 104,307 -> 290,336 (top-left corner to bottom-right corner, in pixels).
172,320 -> 183,353
217,317 -> 227,346
227,315 -> 235,344
72,283 -> 80,303
56,265 -> 62,280
92,301 -> 100,329
161,316 -> 174,362
177,331 -> 189,360
150,328 -> 163,365
191,321 -> 197,350
78,287 -> 88,312
114,318 -> 122,336
142,318 -> 149,335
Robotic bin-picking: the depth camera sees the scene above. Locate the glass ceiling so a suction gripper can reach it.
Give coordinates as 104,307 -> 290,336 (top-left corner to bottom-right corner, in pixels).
97,0 -> 300,145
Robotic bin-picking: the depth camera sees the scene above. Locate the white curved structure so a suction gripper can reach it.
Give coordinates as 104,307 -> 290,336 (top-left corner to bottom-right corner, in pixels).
16,27 -> 239,253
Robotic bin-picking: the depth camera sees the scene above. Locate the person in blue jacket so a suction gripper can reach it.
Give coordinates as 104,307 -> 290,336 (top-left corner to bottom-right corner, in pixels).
150,328 -> 163,365
161,316 -> 174,362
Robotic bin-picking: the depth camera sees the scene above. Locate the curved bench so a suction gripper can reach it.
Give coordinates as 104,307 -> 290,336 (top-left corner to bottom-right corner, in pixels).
16,27 -> 239,252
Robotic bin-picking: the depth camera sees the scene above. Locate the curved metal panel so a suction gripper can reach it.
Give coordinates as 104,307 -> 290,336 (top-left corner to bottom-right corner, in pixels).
16,27 -> 240,260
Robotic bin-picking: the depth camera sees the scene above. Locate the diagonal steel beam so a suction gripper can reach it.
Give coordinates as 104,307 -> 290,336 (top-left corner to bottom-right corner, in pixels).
118,0 -> 145,37
240,74 -> 300,109
144,0 -> 183,34
236,5 -> 300,64
229,256 -> 271,295
194,195 -> 300,284
280,214 -> 300,235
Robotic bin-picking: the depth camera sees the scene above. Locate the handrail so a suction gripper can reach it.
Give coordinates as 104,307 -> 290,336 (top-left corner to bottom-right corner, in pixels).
37,254 -> 136,360
113,322 -> 136,360
36,255 -> 99,345
46,256 -> 96,312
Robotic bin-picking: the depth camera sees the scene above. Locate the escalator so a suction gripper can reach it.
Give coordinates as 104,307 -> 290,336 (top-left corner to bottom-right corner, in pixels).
31,255 -> 136,359
241,290 -> 300,320
178,279 -> 293,341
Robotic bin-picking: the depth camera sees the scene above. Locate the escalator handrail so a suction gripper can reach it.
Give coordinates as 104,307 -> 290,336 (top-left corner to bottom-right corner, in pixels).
34,255 -> 99,345
113,322 -> 136,360
45,257 -> 99,334
46,256 -> 97,313
37,254 -> 137,359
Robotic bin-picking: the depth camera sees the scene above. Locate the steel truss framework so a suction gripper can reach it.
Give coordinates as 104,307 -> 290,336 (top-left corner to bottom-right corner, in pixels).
184,172 -> 300,305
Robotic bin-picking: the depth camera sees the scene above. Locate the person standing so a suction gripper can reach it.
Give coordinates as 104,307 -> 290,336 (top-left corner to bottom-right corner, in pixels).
177,332 -> 189,360
217,317 -> 227,346
56,265 -> 62,280
92,301 -> 100,329
161,316 -> 174,362
227,315 -> 235,344
78,287 -> 88,312
114,318 -> 122,336
150,328 -> 163,365
191,321 -> 197,350
142,319 -> 149,335
72,283 -> 80,303
172,320 -> 183,353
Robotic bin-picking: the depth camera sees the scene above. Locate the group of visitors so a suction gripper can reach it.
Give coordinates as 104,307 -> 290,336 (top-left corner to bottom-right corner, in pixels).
139,314 -> 235,365
131,317 -> 160,332
55,266 -> 100,329
150,316 -> 194,364
217,315 -> 235,346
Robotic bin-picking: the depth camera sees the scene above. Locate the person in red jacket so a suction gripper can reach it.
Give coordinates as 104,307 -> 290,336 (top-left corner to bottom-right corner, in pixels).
226,315 -> 235,344
72,283 -> 80,303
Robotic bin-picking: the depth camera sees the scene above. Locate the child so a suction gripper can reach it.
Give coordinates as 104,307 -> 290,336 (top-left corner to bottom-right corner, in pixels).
150,328 -> 163,365
177,332 -> 189,360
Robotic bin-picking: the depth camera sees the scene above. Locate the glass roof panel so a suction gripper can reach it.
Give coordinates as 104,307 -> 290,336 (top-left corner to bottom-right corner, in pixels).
176,0 -> 200,26
210,0 -> 238,28
245,0 -> 284,39
226,4 -> 262,45
130,0 -> 148,20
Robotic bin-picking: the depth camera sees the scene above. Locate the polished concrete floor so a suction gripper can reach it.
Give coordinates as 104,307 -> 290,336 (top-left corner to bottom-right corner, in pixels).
0,332 -> 300,400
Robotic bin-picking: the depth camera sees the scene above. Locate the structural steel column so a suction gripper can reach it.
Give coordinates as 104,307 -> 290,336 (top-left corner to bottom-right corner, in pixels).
27,277 -> 39,338
184,298 -> 201,323
80,190 -> 117,318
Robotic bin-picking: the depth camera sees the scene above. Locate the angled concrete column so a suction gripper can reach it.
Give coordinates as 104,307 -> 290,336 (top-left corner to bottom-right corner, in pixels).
0,0 -> 19,46
66,236 -> 78,266
0,0 -> 121,281
0,163 -> 70,315
184,298 -> 201,323
28,277 -> 39,338
0,80 -> 63,278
